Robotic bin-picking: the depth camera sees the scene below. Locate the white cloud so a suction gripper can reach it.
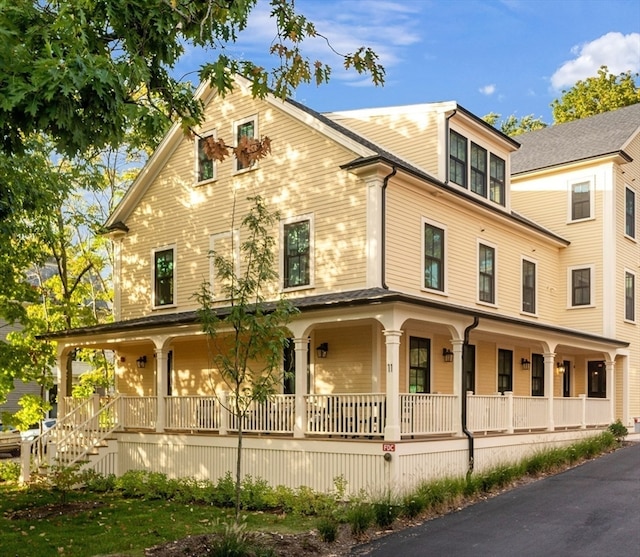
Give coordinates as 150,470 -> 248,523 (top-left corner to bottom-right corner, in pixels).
551,32 -> 640,90
479,84 -> 496,95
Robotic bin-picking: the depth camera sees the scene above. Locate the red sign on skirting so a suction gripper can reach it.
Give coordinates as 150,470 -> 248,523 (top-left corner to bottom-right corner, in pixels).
382,443 -> 396,452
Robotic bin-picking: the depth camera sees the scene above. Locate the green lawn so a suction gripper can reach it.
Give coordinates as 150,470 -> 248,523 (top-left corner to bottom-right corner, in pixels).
0,485 -> 313,557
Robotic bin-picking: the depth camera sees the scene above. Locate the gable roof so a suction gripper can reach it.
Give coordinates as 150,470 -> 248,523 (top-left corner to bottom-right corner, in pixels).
511,103 -> 640,174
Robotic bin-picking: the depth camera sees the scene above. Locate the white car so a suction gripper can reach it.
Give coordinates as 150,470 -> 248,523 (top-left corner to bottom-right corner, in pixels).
20,418 -> 57,442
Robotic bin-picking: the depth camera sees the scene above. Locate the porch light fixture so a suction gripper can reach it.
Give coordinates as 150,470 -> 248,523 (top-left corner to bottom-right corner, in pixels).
316,343 -> 328,359
521,358 -> 531,371
442,348 -> 454,363
556,362 -> 565,374
136,355 -> 147,368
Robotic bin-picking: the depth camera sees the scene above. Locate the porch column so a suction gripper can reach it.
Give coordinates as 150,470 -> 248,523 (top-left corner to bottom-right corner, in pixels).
605,359 -> 616,423
544,352 -> 555,431
293,337 -> 309,439
451,339 -> 464,437
155,348 -> 166,433
383,329 -> 403,442
56,346 -> 67,417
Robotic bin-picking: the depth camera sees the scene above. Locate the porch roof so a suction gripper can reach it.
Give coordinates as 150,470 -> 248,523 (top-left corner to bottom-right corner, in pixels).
40,288 -> 628,349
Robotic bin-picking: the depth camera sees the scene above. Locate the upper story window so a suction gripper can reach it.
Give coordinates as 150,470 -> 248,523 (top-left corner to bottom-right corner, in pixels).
234,115 -> 257,172
497,348 -> 513,394
153,246 -> 176,307
478,243 -> 496,304
449,129 -> 506,206
196,132 -> 215,183
489,154 -> 505,205
626,187 -> 636,238
449,130 -> 467,187
570,180 -> 592,221
470,143 -> 487,197
409,336 -> 431,393
570,266 -> 592,307
423,220 -> 445,292
282,216 -> 312,290
625,271 -> 635,322
522,258 -> 536,314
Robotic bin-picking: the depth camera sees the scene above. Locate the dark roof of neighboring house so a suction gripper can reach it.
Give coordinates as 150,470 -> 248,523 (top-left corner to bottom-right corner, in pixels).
511,103 -> 640,174
41,288 -> 628,348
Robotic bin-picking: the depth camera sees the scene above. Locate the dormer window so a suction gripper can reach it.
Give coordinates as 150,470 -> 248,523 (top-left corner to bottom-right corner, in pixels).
196,132 -> 215,183
449,129 -> 506,207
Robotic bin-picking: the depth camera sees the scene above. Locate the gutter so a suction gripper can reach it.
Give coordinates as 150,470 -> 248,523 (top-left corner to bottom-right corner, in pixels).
381,166 -> 397,289
462,317 -> 479,477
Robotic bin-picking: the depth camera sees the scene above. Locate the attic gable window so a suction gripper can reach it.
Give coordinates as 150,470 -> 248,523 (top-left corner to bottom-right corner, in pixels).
234,115 -> 258,172
153,246 -> 176,308
196,132 -> 215,183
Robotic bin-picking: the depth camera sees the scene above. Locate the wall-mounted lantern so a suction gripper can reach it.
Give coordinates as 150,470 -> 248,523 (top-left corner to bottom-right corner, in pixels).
556,362 -> 566,374
136,355 -> 147,369
316,343 -> 328,359
521,358 -> 531,371
442,348 -> 454,363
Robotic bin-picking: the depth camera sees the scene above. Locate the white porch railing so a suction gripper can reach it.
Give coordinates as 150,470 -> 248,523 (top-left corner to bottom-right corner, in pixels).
59,393 -> 613,441
585,398 -> 611,425
121,396 -> 157,429
467,394 -> 509,432
400,394 -> 457,435
305,394 -> 386,437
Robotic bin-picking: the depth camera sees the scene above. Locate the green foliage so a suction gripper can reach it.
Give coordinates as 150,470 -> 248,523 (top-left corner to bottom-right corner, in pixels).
1,393 -> 51,432
483,112 -> 548,136
30,462 -> 86,504
0,460 -> 21,483
551,66 -> 640,124
317,516 -> 338,543
372,493 -> 401,529
0,0 -> 384,157
608,420 -> 628,443
346,501 -> 374,537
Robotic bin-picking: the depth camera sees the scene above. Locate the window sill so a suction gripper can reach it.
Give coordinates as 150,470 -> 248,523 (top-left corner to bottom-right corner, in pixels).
152,304 -> 177,311
195,177 -> 217,187
283,284 -> 313,294
476,300 -> 498,309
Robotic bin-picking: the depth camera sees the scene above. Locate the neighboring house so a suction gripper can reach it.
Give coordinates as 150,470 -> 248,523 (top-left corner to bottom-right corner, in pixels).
511,103 -> 640,432
35,77 -> 635,494
0,319 -> 91,420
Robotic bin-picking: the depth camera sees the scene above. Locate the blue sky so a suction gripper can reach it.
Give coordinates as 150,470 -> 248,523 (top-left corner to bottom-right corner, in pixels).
177,0 -> 640,124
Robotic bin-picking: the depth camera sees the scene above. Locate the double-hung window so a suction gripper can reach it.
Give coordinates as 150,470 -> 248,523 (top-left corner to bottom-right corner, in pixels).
153,246 -> 176,307
571,180 -> 591,220
522,258 -> 536,314
470,143 -> 487,197
497,349 -> 513,394
196,132 -> 215,183
424,221 -> 445,291
626,271 -> 636,322
626,187 -> 636,238
409,336 -> 431,393
234,115 -> 257,172
283,218 -> 311,289
489,154 -> 505,206
449,130 -> 467,187
571,267 -> 592,307
478,243 -> 496,304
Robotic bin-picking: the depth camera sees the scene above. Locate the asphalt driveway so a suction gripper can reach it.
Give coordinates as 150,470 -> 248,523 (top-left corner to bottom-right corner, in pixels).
352,442 -> 640,557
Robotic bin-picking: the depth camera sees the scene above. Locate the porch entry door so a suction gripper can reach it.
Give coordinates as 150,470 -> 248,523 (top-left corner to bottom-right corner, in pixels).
587,360 -> 606,398
167,350 -> 173,396
562,359 -> 571,397
463,344 -> 475,393
283,339 -> 310,394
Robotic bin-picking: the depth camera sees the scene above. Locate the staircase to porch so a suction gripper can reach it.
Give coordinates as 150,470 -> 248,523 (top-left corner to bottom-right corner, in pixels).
21,395 -> 121,482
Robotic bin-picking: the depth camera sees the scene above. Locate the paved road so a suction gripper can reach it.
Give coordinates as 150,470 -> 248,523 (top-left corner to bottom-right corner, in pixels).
353,443 -> 640,557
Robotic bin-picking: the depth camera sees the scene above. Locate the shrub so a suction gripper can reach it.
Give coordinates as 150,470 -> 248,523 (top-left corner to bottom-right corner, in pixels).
317,516 -> 338,543
0,460 -> 20,483
213,471 -> 237,508
402,492 -> 426,518
346,502 -> 373,537
608,420 -> 628,443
